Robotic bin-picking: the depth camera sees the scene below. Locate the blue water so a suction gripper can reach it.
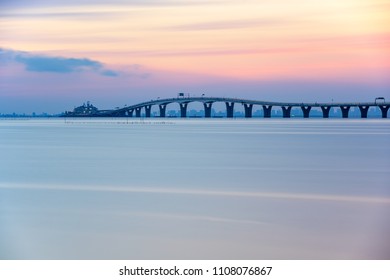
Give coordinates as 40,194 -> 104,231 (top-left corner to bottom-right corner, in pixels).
0,118 -> 389,259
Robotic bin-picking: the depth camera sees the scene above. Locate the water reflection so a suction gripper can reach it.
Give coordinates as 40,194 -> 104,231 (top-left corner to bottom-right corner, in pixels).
0,119 -> 389,259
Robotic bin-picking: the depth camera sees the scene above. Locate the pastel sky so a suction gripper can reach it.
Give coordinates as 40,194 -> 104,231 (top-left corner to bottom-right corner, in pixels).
1,0 -> 389,113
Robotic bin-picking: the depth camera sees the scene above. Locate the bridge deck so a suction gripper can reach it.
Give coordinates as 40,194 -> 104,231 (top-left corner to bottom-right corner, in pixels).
65,96 -> 390,118
104,97 -> 389,114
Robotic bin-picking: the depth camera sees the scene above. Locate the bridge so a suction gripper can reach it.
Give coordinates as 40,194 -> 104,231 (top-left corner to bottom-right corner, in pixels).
65,96 -> 390,118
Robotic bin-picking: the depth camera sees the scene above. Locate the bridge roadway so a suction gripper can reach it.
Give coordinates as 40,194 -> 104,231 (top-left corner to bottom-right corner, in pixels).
91,97 -> 390,118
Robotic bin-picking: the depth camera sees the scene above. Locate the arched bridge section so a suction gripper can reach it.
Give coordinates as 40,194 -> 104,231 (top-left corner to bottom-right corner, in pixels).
68,97 -> 390,118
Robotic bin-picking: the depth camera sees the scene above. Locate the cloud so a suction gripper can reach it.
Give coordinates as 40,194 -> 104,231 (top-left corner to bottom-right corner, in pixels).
0,48 -> 118,77
0,11 -> 123,19
0,0 -> 229,16
168,18 -> 285,31
110,47 -> 304,58
0,0 -> 224,8
100,69 -> 119,77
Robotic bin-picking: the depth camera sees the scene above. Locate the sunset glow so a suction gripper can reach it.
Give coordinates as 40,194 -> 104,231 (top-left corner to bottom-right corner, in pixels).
1,0 -> 389,113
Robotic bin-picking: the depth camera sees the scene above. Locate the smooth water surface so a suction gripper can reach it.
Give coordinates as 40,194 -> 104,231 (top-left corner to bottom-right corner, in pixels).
1,118 -> 389,259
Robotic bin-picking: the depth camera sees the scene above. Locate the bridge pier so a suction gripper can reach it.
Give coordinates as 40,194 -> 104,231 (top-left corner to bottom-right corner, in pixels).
243,103 -> 253,118
145,105 -> 152,118
115,111 -> 126,117
358,105 -> 369,118
301,106 -> 311,118
203,102 -> 213,118
321,106 -> 331,118
92,97 -> 390,119
126,109 -> 134,117
379,105 -> 389,118
340,106 -> 350,118
262,105 -> 272,118
159,104 -> 167,117
281,106 -> 291,118
226,102 -> 234,118
179,102 -> 189,118
135,107 -> 142,118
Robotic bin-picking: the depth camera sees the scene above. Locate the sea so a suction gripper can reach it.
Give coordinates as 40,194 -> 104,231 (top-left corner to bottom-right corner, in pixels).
0,118 -> 389,259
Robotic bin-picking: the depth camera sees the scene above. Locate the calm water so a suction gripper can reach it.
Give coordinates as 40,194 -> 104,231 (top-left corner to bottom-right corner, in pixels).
0,118 -> 389,259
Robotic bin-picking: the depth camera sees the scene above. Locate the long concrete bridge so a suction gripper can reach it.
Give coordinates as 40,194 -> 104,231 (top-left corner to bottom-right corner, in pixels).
66,97 -> 390,118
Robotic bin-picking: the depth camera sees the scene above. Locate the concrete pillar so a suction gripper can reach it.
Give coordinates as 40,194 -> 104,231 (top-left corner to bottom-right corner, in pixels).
135,107 -> 141,117
179,102 -> 188,118
340,106 -> 350,118
301,106 -> 311,118
281,106 -> 291,118
262,105 -> 272,118
159,104 -> 167,117
126,109 -> 134,117
243,103 -> 253,118
226,102 -> 234,118
145,105 -> 152,118
379,105 -> 389,118
358,105 -> 369,118
203,102 -> 213,118
115,111 -> 126,117
321,106 -> 331,118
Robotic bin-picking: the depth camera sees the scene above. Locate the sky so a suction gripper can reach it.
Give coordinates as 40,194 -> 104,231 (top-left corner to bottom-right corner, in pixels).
1,0 -> 389,114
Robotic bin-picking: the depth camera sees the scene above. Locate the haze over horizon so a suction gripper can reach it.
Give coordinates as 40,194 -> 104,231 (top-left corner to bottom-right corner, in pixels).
1,0 -> 389,114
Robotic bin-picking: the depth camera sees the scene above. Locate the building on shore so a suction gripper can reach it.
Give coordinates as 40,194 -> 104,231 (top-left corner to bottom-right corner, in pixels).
65,102 -> 99,116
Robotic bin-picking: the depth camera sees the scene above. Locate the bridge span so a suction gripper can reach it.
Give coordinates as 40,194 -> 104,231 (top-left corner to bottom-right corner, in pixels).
65,97 -> 390,118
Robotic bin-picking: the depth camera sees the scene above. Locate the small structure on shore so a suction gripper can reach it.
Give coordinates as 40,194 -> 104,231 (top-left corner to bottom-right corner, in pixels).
65,102 -> 98,116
